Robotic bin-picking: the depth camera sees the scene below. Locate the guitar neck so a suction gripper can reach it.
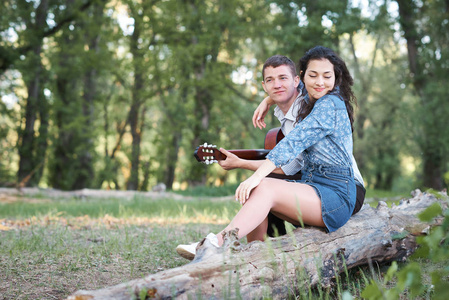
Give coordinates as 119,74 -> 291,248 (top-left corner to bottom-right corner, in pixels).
227,149 -> 270,160
194,130 -> 281,164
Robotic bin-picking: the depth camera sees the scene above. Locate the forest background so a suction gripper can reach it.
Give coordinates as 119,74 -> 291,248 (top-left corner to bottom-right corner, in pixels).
1,0 -> 448,194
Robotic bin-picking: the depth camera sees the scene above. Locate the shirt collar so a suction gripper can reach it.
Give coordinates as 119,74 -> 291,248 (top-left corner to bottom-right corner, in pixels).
274,93 -> 302,122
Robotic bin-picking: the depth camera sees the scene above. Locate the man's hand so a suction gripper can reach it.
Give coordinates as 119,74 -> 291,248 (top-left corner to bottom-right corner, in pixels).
252,96 -> 274,130
217,148 -> 241,170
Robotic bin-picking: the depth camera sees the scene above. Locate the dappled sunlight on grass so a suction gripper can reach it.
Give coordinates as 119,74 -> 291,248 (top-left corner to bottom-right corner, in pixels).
1,212 -> 232,231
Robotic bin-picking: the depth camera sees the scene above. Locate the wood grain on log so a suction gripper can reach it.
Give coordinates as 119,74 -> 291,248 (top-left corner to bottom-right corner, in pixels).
68,189 -> 447,300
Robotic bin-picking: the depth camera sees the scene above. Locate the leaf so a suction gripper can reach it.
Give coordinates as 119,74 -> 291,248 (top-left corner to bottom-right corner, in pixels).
384,261 -> 398,283
361,280 -> 384,299
418,203 -> 442,222
397,263 -> 424,297
433,281 -> 449,300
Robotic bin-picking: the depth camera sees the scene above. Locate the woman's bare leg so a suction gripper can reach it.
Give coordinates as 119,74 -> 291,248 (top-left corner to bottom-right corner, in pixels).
246,217 -> 268,243
216,178 -> 324,245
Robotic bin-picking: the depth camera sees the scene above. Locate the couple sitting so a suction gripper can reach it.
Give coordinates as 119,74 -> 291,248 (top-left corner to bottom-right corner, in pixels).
177,46 -> 365,260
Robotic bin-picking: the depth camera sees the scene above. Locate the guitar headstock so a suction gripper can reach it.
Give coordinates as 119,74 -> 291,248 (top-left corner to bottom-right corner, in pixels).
194,143 -> 226,164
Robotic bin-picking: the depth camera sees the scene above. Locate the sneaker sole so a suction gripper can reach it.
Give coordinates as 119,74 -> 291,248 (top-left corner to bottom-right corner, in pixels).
176,246 -> 195,260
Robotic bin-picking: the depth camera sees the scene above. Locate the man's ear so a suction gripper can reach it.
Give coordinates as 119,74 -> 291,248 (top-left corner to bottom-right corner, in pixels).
294,75 -> 300,86
261,80 -> 268,93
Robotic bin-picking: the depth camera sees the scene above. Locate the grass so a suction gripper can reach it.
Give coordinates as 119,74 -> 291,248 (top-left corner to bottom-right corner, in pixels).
0,190 -> 241,299
0,186 -> 434,299
0,195 -> 240,220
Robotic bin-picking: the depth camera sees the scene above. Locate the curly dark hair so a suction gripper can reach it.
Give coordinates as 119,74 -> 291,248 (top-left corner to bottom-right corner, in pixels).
297,46 -> 357,131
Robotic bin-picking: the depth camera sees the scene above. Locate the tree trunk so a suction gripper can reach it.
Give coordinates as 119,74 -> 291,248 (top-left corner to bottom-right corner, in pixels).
75,2 -> 105,190
164,132 -> 182,190
126,7 -> 145,191
396,0 -> 445,190
17,0 -> 49,187
68,189 -> 446,300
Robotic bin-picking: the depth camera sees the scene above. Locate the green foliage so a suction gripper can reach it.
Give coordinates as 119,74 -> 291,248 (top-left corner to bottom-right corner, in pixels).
0,0 -> 448,192
361,192 -> 449,299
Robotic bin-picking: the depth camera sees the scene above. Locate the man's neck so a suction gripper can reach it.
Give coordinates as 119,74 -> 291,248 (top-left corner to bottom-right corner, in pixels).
277,91 -> 299,115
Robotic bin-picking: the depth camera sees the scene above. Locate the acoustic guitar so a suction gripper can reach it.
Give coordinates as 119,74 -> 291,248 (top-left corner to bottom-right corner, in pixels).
193,127 -> 285,164
193,126 -> 298,238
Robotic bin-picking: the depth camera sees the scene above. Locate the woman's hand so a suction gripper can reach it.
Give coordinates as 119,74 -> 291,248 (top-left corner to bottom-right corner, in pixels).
252,96 -> 274,130
235,159 -> 276,205
235,174 -> 263,205
217,148 -> 240,170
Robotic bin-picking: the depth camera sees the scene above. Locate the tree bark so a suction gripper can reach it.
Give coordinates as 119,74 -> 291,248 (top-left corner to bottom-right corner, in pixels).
68,189 -> 447,300
126,4 -> 146,191
17,0 -> 49,187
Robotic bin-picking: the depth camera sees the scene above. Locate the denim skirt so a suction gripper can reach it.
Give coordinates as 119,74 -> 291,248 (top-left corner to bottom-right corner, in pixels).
298,163 -> 356,232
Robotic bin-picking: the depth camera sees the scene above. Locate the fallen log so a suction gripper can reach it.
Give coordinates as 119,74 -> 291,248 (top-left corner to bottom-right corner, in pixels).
68,189 -> 447,300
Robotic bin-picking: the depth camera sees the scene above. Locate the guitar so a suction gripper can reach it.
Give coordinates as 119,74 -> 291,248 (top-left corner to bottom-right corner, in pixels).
194,127 -> 285,164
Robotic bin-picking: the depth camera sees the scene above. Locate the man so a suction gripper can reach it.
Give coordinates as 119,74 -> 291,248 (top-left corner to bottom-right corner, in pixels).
217,55 -> 365,239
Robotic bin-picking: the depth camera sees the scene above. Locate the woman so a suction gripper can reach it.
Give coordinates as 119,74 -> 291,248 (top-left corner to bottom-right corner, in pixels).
176,46 -> 357,260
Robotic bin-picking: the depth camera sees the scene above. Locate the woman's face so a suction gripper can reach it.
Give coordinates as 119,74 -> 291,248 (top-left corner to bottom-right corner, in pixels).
303,59 -> 335,101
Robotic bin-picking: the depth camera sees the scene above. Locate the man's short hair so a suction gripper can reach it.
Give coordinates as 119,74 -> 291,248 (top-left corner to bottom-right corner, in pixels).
262,55 -> 297,80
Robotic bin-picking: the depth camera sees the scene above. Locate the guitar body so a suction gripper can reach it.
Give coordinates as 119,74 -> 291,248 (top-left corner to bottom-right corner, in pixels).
263,127 -> 302,181
264,127 -> 284,150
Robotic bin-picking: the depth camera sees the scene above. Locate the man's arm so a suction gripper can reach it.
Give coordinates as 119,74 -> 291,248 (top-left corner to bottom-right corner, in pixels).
217,148 -> 285,174
252,96 -> 275,130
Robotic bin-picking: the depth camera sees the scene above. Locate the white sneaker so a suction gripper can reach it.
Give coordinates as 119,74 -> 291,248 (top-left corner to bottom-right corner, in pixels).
176,233 -> 218,260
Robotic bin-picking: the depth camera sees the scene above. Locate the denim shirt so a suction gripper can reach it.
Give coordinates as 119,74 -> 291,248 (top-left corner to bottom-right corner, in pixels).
266,94 -> 353,169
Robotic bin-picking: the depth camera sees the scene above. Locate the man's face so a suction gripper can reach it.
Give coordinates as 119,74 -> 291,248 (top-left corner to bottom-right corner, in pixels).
303,59 -> 335,101
262,65 -> 300,105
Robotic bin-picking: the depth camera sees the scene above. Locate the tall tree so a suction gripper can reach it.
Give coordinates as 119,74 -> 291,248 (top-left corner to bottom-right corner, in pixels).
16,0 -> 50,187
124,0 -> 147,190
341,2 -> 406,190
151,0 -> 271,188
49,0 -> 111,190
396,0 -> 449,189
1,0 -> 107,188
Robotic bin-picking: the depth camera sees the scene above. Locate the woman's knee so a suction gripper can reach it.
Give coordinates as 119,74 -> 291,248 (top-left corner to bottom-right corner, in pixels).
253,178 -> 278,195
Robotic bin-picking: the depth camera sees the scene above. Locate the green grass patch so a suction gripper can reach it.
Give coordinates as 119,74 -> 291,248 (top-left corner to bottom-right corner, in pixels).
0,195 -> 240,221
174,183 -> 240,197
364,188 -> 410,200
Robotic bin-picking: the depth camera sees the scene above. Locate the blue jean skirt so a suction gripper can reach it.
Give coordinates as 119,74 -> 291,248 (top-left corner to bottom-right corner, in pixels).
297,163 -> 356,232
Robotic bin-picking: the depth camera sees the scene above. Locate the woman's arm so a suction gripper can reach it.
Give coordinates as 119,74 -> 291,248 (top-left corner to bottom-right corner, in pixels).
217,148 -> 286,174
267,96 -> 337,168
